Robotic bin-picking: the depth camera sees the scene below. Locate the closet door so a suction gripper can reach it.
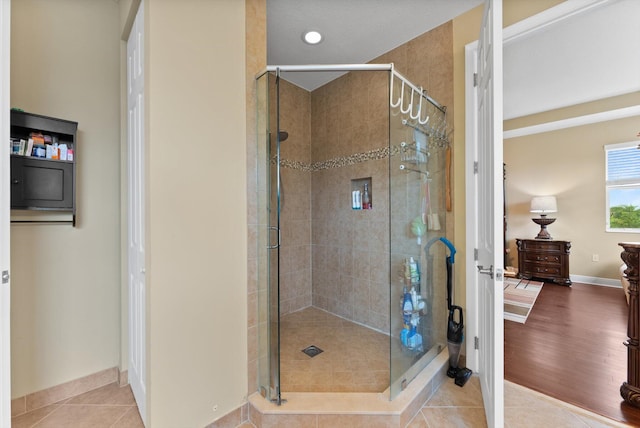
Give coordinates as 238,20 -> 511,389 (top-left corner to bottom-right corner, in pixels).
127,2 -> 147,425
0,0 -> 10,425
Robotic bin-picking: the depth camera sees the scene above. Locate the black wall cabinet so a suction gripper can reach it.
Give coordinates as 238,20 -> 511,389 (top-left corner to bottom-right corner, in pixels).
10,110 -> 78,225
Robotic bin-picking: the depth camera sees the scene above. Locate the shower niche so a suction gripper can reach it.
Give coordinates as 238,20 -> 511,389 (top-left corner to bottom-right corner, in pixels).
256,64 -> 451,404
351,177 -> 372,210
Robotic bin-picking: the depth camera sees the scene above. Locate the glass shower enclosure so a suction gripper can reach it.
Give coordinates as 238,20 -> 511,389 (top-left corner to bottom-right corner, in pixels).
256,64 -> 450,404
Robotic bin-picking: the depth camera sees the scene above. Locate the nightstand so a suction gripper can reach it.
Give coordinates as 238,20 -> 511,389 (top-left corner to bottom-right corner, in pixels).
516,239 -> 571,286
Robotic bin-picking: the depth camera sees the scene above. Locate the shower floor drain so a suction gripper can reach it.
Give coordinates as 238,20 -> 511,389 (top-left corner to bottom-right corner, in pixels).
302,345 -> 323,358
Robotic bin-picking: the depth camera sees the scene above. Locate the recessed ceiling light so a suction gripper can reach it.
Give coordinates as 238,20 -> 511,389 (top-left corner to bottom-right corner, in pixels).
302,30 -> 323,45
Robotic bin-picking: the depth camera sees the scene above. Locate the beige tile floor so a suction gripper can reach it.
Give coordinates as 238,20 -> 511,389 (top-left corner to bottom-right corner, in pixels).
11,382 -> 144,428
241,377 -> 628,427
14,306 -> 627,428
12,367 -> 627,428
280,307 -> 390,392
276,306 -> 628,428
410,376 -> 628,428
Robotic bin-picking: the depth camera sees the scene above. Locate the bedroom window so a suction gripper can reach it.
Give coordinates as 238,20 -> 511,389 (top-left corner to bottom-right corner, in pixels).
605,141 -> 640,232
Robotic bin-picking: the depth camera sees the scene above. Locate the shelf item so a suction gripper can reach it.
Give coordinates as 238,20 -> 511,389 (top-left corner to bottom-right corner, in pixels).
516,238 -> 571,286
10,110 -> 78,225
351,177 -> 372,210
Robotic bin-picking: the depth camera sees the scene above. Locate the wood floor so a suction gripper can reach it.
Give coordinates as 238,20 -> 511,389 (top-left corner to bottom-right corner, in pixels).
504,281 -> 640,426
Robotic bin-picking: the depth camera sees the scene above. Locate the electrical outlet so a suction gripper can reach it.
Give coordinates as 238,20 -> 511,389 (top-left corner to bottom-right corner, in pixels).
592,254 -> 599,262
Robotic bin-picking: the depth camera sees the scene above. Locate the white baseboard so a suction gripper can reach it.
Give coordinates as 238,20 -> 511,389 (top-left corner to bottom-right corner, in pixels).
570,275 -> 622,288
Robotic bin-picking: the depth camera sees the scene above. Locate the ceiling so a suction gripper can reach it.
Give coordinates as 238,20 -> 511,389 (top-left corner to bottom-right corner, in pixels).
266,0 -> 483,91
503,0 -> 640,119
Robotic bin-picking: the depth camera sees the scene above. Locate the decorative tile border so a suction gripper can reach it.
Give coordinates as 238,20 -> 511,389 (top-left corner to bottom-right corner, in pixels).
273,141 -> 449,172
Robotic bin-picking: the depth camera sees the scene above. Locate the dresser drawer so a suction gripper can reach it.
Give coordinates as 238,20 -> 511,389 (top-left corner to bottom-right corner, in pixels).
522,262 -> 561,277
516,238 -> 572,286
522,252 -> 561,265
520,240 -> 566,253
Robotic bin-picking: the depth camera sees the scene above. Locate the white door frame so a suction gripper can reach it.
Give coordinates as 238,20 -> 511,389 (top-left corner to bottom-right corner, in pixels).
0,0 -> 11,426
466,1 -> 504,426
465,0 -> 615,364
464,0 -> 610,423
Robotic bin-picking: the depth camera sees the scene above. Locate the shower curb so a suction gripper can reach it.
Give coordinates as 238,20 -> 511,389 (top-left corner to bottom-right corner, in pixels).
248,349 -> 449,427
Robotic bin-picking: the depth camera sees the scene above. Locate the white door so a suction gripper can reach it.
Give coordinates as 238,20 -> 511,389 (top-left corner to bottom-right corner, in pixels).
0,1 -> 10,426
127,3 -> 146,425
467,0 -> 504,426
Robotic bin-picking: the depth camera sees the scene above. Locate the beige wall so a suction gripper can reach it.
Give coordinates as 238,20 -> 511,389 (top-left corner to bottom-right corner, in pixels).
499,1 -> 639,282
504,102 -> 640,280
246,0 -> 266,398
145,0 -> 247,426
10,0 -> 121,397
451,0 -> 565,306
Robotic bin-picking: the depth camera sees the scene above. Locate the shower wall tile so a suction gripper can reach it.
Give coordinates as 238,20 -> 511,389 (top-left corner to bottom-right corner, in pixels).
247,257 -> 258,294
369,251 -> 389,284
352,250 -> 371,281
247,324 -> 258,363
275,80 -> 313,315
266,22 -> 455,338
280,191 -> 310,222
247,291 -> 258,328
370,280 -> 390,313
281,167 -> 310,198
338,247 -> 354,277
281,219 -> 311,246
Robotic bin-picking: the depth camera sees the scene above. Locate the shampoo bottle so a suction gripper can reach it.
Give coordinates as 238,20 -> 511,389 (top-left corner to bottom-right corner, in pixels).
363,183 -> 371,209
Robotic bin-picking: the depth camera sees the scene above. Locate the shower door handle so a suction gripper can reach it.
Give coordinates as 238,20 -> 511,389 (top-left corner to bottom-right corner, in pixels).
477,265 -> 494,279
267,226 -> 281,249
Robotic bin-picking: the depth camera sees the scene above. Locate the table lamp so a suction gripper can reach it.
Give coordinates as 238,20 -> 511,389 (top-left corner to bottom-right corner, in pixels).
530,196 -> 557,240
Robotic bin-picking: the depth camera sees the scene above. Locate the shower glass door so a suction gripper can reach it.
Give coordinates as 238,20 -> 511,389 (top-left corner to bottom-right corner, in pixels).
256,71 -> 283,404
388,71 -> 448,399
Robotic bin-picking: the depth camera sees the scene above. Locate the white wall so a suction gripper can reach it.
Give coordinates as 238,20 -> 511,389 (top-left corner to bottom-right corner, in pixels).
10,0 -> 121,397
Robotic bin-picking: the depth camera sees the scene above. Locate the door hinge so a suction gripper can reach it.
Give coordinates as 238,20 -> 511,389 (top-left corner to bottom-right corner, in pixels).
474,336 -> 479,350
473,73 -> 478,87
2,270 -> 9,284
473,161 -> 478,174
474,248 -> 478,261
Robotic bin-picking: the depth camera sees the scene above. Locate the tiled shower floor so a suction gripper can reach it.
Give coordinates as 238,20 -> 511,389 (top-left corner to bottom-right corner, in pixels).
280,306 -> 390,393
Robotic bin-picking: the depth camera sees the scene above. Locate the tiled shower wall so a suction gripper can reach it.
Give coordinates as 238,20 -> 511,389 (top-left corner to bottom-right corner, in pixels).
310,71 -> 392,332
277,79 -> 313,315
274,21 -> 453,337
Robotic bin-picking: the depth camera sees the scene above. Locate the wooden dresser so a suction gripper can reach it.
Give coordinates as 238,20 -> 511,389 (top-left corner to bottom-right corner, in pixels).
620,242 -> 640,408
516,239 -> 571,286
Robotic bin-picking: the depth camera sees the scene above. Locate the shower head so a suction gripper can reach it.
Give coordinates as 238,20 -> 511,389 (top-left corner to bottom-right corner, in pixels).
270,130 -> 289,144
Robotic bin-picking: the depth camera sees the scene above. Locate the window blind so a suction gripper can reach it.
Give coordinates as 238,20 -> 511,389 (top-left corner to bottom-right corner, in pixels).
607,146 -> 640,182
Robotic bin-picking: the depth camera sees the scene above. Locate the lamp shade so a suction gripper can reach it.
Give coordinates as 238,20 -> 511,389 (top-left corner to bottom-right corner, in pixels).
530,196 -> 557,214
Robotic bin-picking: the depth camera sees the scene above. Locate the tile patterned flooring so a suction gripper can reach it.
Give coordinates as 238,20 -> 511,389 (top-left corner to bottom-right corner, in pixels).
13,305 -> 629,427
280,307 -> 390,393
11,382 -> 144,428
14,377 -> 625,427
275,306 -> 628,427
411,377 -> 628,427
